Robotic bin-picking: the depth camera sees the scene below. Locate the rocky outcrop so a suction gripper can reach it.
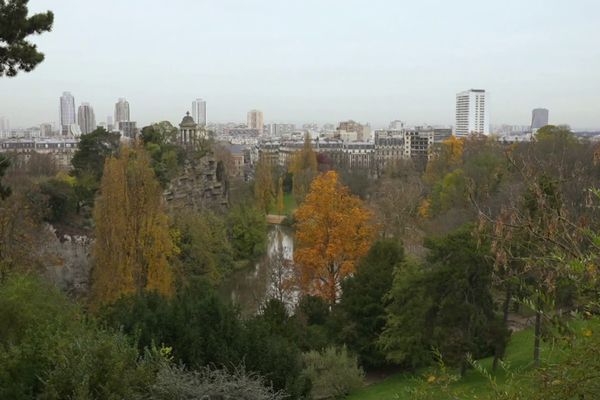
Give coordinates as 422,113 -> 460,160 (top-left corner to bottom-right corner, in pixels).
163,152 -> 228,212
43,225 -> 93,298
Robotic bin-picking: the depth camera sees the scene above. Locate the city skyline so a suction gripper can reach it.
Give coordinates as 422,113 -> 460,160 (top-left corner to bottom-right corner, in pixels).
1,1 -> 599,129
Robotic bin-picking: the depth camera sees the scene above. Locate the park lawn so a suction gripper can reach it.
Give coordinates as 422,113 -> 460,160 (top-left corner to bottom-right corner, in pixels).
346,319 -> 599,400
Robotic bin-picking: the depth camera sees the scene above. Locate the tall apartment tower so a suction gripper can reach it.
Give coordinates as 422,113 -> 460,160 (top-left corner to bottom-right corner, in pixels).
531,108 -> 549,131
247,109 -> 264,133
455,89 -> 489,136
114,98 -> 130,125
192,98 -> 207,127
59,91 -> 76,135
77,103 -> 97,134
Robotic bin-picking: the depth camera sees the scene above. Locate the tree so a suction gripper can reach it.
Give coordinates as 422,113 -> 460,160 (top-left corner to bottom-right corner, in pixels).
289,133 -> 318,203
227,204 -> 267,261
140,121 -> 182,186
90,145 -> 175,308
294,171 -> 375,305
39,176 -> 77,223
0,0 -> 54,77
371,168 -> 423,239
0,155 -> 10,199
71,127 -> 121,181
379,226 -> 503,374
71,127 -> 121,209
337,239 -> 404,368
0,185 -> 46,280
478,126 -> 599,367
266,228 -> 295,304
173,209 -> 234,284
254,155 -> 275,214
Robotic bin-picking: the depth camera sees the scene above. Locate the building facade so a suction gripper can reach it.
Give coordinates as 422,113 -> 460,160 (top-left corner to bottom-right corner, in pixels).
0,137 -> 79,169
192,98 -> 207,127
336,120 -> 370,141
60,92 -> 76,135
118,121 -> 138,140
247,110 -> 264,133
266,123 -> 295,136
455,89 -> 489,136
40,123 -> 53,137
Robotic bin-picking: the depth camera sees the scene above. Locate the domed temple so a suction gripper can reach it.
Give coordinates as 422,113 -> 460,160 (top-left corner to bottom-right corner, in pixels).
178,111 -> 203,145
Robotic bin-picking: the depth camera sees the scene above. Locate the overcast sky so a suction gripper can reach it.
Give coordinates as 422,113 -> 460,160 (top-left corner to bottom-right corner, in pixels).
1,0 -> 599,129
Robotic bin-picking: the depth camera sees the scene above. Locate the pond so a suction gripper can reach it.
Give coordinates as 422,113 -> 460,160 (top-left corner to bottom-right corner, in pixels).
218,225 -> 297,315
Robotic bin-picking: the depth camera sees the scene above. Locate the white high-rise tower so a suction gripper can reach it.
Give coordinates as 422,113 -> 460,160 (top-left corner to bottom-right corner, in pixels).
114,98 -> 130,125
455,89 -> 489,136
192,98 -> 207,127
59,91 -> 76,135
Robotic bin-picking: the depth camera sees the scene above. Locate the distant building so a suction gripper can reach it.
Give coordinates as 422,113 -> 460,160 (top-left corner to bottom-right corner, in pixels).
192,99 -> 207,127
374,129 -> 404,173
389,120 -> 404,130
405,127 -> 434,163
114,98 -> 130,125
60,92 -> 76,135
40,123 -> 53,137
531,108 -> 549,131
344,141 -> 374,169
266,123 -> 295,136
77,103 -> 96,134
0,117 -> 9,138
336,120 -> 370,141
247,110 -> 264,133
455,89 -> 489,136
64,124 -> 82,137
107,116 -> 114,132
118,121 -> 138,140
224,127 -> 260,136
0,137 -> 79,169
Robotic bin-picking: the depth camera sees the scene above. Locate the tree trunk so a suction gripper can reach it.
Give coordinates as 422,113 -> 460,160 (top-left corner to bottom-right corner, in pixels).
533,298 -> 542,367
492,284 -> 511,371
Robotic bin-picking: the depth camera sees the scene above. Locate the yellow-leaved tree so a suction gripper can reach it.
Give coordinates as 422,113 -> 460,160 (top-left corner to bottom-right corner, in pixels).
294,170 -> 375,305
90,144 -> 176,308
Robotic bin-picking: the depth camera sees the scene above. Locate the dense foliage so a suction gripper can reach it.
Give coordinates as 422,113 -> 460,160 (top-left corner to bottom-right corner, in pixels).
0,0 -> 54,76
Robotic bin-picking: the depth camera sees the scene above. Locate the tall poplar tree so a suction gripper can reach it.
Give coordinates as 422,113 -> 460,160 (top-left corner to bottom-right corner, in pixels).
91,145 -> 175,308
254,155 -> 274,214
289,133 -> 318,204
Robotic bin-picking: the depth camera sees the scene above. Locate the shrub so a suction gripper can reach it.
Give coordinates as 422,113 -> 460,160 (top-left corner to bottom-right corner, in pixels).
301,346 -> 364,399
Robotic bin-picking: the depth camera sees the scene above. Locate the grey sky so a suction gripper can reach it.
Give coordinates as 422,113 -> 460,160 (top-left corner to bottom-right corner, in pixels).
1,0 -> 600,129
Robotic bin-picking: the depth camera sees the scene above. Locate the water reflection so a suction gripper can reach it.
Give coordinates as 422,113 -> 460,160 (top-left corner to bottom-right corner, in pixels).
218,225 -> 297,315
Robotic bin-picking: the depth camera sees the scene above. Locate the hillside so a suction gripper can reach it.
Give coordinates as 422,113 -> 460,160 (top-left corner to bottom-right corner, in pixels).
347,319 -> 598,400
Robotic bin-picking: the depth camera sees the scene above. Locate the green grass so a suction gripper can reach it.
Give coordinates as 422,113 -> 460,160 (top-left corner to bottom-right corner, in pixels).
346,319 -> 599,400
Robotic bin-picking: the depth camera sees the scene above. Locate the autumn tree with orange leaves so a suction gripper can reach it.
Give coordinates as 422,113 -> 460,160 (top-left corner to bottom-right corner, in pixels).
90,145 -> 176,309
294,171 -> 375,305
